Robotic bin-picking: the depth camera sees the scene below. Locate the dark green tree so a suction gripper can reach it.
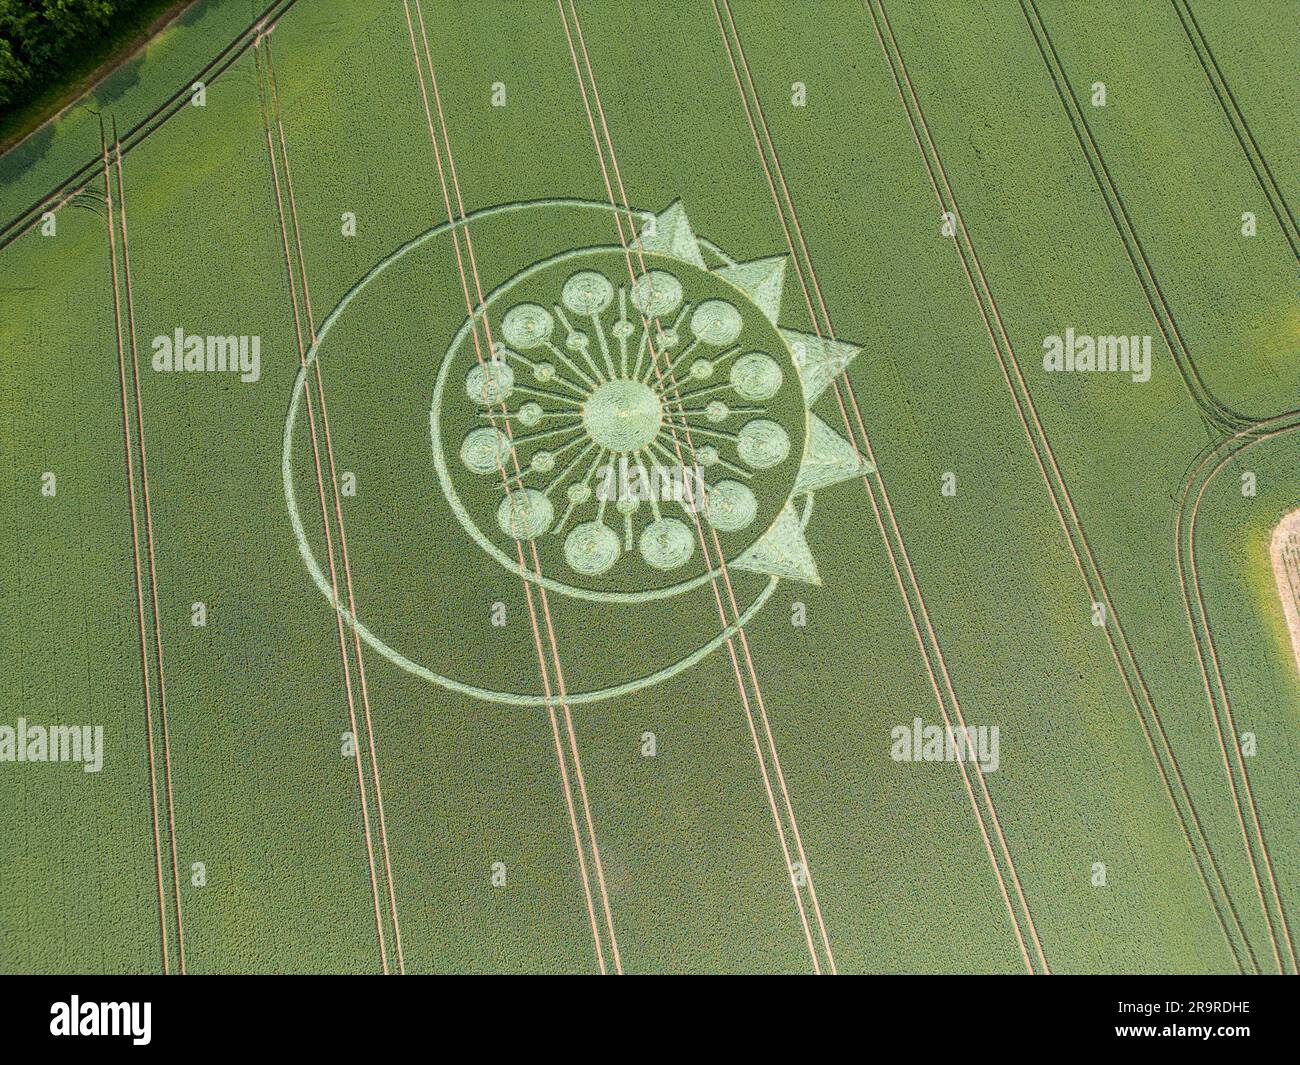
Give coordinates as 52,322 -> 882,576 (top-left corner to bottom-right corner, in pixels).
1,0 -> 138,114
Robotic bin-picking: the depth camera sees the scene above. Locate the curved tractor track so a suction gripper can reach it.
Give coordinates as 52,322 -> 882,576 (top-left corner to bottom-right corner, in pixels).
1175,415 -> 1300,975
1020,0 -> 1294,437
1019,0 -> 1298,972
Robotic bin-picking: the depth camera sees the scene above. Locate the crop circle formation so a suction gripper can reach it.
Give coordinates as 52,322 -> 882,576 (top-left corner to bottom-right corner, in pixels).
431,246 -> 809,600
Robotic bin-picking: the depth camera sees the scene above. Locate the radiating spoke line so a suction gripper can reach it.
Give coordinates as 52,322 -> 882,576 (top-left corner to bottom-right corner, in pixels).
630,325 -> 651,381
710,453 -> 753,479
631,448 -> 663,523
502,351 -> 590,398
712,345 -> 745,369
495,470 -> 527,492
478,409 -> 584,422
543,440 -> 599,496
590,312 -> 617,379
639,304 -> 693,383
665,338 -> 701,377
676,404 -> 762,417
512,382 -> 586,406
548,432 -> 593,460
677,424 -> 739,443
553,303 -> 607,382
553,446 -> 609,535
667,379 -> 735,404
497,429 -> 593,498
617,287 -> 631,377
542,340 -> 602,390
510,424 -> 586,449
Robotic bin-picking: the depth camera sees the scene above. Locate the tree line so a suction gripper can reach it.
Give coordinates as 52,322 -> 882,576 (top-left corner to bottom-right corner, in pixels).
0,1 -> 151,111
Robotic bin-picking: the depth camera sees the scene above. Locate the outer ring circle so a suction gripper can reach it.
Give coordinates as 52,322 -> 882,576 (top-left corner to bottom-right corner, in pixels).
283,198 -> 807,706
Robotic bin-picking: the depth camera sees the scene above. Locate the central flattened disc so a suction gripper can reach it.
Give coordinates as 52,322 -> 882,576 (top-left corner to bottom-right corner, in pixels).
583,379 -> 662,452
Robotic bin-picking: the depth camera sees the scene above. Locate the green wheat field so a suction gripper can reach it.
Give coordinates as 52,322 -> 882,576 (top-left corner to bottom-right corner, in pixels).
1,0 -> 1296,975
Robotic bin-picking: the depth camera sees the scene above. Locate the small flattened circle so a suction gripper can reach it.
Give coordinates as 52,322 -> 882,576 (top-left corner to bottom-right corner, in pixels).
689,358 -> 713,380
460,427 -> 511,475
465,360 -> 515,405
639,517 -> 695,571
730,351 -> 783,401
706,400 -> 729,423
562,270 -> 614,315
565,521 -> 620,575
631,270 -> 682,317
566,481 -> 592,505
496,488 -> 552,540
737,418 -> 790,469
531,450 -> 555,474
696,444 -> 720,467
517,401 -> 543,428
501,303 -> 553,350
704,479 -> 757,532
690,299 -> 742,345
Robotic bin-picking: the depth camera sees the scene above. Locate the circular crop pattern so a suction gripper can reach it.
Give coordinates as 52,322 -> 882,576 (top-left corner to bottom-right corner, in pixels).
730,352 -> 783,400
703,479 -> 757,532
430,246 -> 809,600
500,303 -> 553,349
582,379 -> 663,451
281,198 -> 867,708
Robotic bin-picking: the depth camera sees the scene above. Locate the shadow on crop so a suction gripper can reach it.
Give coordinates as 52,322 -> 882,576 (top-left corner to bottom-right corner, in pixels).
0,124 -> 54,186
